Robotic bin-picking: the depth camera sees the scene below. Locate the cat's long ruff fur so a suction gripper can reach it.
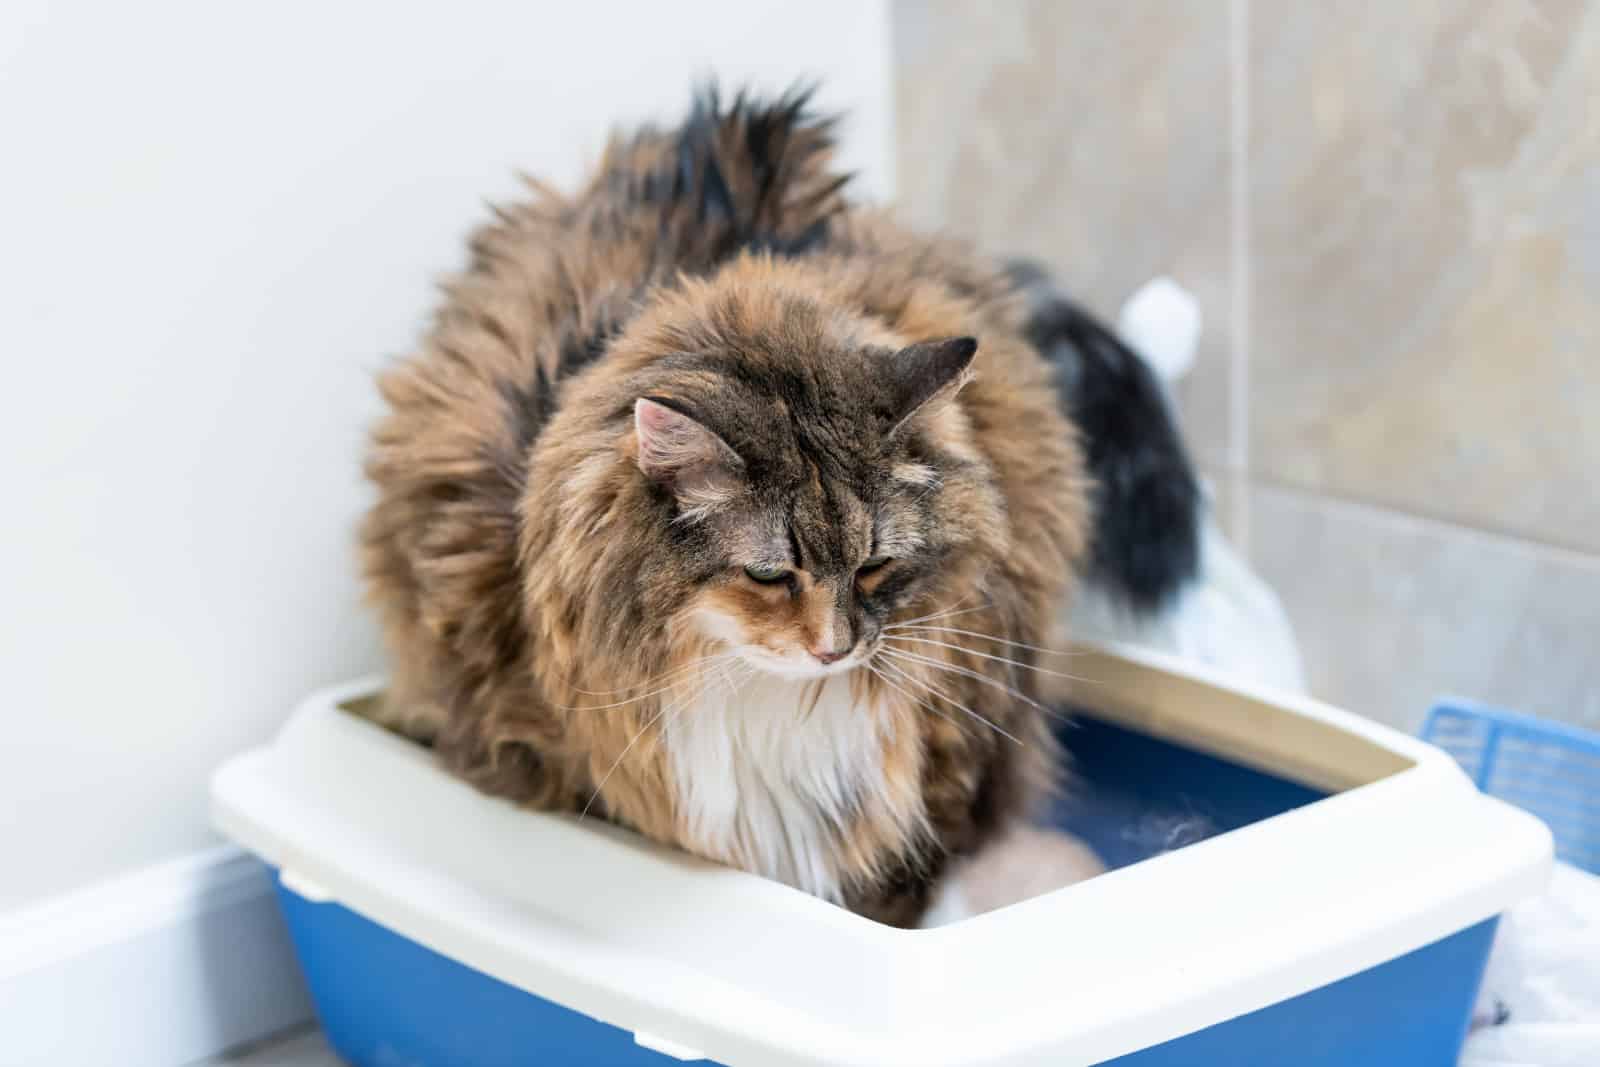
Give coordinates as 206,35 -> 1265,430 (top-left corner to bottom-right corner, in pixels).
360,90 -> 1090,925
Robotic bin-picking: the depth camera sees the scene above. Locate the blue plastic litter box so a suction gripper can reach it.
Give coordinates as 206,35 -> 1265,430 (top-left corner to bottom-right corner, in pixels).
212,642 -> 1552,1066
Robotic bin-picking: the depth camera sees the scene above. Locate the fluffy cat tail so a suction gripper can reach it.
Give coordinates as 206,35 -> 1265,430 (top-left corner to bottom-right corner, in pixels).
1007,261 -> 1202,614
603,82 -> 850,263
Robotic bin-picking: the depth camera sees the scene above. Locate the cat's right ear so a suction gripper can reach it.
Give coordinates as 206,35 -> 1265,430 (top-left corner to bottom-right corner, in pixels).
633,397 -> 743,512
883,336 -> 979,437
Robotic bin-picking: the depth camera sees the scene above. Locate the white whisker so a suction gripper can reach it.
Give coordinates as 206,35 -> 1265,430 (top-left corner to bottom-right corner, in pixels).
580,704 -> 671,821
561,653 -> 735,710
579,662 -> 733,819
876,646 -> 1068,722
893,595 -> 974,628
883,625 -> 1083,658
865,661 -> 986,742
891,597 -> 992,629
718,660 -> 752,699
881,635 -> 1092,683
875,657 -> 1022,746
570,652 -> 730,698
878,654 -> 965,711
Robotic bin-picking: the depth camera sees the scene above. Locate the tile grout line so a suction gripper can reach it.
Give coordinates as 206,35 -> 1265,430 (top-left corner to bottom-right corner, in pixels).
1253,477 -> 1600,577
1229,0 -> 1252,559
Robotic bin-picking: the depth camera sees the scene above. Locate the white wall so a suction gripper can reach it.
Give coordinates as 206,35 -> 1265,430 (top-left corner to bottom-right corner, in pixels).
0,0 -> 891,911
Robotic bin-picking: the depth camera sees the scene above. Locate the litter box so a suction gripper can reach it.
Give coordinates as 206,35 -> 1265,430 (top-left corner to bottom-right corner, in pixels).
210,642 -> 1551,1066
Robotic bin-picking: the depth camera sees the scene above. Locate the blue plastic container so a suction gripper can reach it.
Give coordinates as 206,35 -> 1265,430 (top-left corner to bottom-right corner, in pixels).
213,644 -> 1552,1066
276,880 -> 1497,1067
275,715 -> 1498,1067
1423,702 -> 1600,874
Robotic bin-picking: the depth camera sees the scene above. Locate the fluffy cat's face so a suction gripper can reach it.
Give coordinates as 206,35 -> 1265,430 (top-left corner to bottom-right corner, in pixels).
666,425 -> 935,680
629,315 -> 992,681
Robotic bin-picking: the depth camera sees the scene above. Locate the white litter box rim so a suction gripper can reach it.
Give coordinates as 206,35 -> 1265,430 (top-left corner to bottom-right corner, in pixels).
210,641 -> 1552,1067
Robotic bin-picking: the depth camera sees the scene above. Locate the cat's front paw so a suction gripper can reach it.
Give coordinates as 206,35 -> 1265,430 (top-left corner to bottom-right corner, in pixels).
920,825 -> 1106,927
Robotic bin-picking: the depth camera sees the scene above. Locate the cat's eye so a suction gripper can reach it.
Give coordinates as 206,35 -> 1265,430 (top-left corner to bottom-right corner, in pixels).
857,556 -> 891,575
743,563 -> 790,584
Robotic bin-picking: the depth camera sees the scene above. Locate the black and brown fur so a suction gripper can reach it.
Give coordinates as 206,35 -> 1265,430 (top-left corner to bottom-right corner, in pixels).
361,88 -> 1091,926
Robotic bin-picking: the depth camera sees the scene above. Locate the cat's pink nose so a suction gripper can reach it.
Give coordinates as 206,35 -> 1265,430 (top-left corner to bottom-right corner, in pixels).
812,646 -> 850,665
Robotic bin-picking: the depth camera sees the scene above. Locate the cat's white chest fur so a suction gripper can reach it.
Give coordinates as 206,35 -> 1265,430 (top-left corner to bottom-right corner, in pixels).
664,669 -> 896,902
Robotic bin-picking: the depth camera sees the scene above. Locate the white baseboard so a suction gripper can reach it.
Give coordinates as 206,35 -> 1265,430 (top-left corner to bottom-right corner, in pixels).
0,845 -> 313,1067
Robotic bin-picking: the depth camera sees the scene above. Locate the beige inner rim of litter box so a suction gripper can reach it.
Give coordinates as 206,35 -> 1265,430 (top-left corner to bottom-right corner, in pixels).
1056,645 -> 1414,793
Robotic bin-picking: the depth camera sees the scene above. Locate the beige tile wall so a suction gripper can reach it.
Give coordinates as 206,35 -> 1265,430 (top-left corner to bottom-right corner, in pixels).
894,0 -> 1599,731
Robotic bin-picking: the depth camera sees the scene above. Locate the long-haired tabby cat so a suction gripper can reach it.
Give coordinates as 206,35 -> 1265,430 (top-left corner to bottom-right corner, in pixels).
361,87 -> 1198,927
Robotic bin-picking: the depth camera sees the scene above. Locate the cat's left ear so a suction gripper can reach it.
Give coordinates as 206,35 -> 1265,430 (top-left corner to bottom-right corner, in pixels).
883,336 -> 978,436
633,397 -> 744,511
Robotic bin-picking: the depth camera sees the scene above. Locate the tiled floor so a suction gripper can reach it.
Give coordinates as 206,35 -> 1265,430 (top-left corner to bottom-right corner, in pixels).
199,1026 -> 342,1067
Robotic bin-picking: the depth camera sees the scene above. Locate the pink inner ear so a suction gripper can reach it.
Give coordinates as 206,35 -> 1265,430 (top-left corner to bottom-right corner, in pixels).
633,398 -> 743,516
635,396 -> 687,445
635,397 -> 701,479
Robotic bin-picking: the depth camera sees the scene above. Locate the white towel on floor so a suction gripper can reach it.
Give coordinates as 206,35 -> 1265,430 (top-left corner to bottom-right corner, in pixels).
1461,861 -> 1600,1067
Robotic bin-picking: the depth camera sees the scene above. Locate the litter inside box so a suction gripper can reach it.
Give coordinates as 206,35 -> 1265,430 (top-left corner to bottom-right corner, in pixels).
1049,712 -> 1327,871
